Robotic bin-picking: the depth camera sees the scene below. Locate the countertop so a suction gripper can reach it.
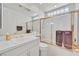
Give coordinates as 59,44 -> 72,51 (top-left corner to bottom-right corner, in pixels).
0,33 -> 39,54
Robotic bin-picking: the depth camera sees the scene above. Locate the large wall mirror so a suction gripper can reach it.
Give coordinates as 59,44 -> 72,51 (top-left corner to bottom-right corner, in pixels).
0,3 -> 2,29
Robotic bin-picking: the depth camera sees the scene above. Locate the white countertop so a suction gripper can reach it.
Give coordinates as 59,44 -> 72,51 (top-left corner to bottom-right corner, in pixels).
0,33 -> 39,54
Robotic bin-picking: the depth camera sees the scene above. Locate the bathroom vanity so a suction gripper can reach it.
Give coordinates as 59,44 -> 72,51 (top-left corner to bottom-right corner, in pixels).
0,34 -> 39,56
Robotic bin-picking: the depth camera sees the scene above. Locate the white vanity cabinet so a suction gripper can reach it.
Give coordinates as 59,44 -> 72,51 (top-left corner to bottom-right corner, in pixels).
28,46 -> 39,56
0,37 -> 39,56
1,44 -> 28,56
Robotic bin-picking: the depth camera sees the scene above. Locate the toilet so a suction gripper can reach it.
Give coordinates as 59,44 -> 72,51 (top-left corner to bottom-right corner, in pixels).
39,42 -> 48,56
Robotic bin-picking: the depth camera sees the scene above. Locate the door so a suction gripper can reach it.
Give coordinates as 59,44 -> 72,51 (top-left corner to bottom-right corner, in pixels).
56,31 -> 63,46
64,31 -> 72,49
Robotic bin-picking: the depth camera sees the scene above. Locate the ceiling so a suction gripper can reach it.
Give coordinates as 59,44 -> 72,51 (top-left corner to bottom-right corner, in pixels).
3,3 -> 69,17
23,3 -> 68,11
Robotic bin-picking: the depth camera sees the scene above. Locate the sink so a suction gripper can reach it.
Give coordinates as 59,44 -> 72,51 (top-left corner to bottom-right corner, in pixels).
0,39 -> 17,48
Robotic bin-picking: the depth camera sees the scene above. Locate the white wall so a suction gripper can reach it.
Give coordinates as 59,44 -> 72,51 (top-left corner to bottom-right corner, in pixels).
75,4 -> 79,11
33,20 -> 40,34
41,13 -> 71,44
0,5 -> 31,35
53,14 -> 71,45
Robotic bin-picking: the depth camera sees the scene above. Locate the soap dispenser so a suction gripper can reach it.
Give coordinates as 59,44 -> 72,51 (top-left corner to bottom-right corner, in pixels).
5,33 -> 11,41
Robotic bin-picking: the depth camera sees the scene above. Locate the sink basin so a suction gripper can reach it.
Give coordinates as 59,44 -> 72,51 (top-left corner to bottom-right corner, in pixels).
0,39 -> 17,48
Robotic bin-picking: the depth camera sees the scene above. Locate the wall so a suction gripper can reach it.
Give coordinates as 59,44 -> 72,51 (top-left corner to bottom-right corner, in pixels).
0,5 -> 31,35
33,20 -> 40,34
41,13 -> 71,45
75,4 -> 79,11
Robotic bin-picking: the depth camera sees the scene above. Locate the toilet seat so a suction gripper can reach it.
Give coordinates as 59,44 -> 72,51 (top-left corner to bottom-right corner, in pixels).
39,42 -> 48,56
40,42 -> 48,47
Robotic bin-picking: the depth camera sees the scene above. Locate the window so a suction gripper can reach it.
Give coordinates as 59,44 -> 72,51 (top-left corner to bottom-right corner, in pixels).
32,15 -> 40,20
60,9 -> 64,13
50,12 -> 52,16
57,10 -> 60,14
33,17 -> 39,20
51,12 -> 54,16
53,11 -> 56,15
48,13 -> 51,16
45,6 -> 70,17
64,7 -> 69,12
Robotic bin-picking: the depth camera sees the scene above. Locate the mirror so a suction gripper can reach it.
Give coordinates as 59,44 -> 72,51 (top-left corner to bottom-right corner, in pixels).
0,3 -> 2,29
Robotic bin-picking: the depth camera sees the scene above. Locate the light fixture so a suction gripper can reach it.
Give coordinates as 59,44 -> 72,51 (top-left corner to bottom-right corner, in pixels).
54,5 -> 57,8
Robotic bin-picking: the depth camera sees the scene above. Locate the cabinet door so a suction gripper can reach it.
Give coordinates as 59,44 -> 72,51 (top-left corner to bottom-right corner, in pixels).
64,31 -> 72,49
18,50 -> 28,56
28,46 -> 39,56
56,31 -> 63,46
1,45 -> 27,56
